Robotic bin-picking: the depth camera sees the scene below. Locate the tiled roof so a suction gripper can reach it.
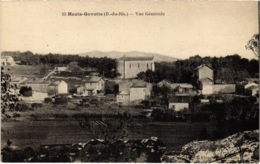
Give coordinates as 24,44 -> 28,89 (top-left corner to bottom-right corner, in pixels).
171,83 -> 193,89
24,78 -> 51,84
245,86 -> 259,90
200,77 -> 213,82
118,56 -> 154,61
118,91 -> 130,95
49,80 -> 65,86
84,76 -> 103,83
1,56 -> 13,59
194,64 -> 213,70
158,79 -> 173,84
130,79 -> 147,88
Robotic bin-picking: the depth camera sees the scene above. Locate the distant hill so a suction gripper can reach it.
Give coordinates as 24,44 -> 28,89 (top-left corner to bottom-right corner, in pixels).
79,50 -> 178,62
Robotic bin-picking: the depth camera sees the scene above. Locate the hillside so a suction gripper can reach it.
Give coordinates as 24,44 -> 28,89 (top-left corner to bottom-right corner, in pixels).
79,51 -> 178,62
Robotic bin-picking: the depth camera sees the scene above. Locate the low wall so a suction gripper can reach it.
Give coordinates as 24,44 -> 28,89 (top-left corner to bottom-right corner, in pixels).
213,84 -> 235,94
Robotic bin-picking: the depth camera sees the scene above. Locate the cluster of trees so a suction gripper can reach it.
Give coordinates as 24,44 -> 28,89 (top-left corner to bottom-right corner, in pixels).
1,51 -> 118,78
137,54 -> 259,84
199,97 -> 259,140
19,86 -> 32,97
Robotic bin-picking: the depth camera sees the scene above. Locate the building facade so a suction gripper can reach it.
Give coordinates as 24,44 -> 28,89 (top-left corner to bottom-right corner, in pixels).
117,56 -> 155,79
77,76 -> 105,96
1,56 -> 15,66
48,80 -> 68,95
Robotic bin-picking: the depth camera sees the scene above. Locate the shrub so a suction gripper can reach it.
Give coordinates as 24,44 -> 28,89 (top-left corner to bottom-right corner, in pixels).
44,97 -> 52,103
31,103 -> 43,108
55,96 -> 70,104
19,86 -> 32,97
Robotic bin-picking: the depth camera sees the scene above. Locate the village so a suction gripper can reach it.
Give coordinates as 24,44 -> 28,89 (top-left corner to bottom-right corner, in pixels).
2,54 -> 259,121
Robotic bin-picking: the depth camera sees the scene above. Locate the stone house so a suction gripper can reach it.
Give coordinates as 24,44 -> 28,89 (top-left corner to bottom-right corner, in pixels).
48,80 -> 68,95
245,86 -> 259,96
116,55 -> 155,79
194,64 -> 214,95
1,56 -> 15,66
54,65 -> 69,72
171,83 -> 196,96
168,96 -> 191,111
116,79 -> 152,105
77,76 -> 105,96
157,79 -> 173,88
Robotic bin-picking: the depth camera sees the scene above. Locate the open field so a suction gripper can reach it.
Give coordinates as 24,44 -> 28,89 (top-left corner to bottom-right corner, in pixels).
2,65 -> 54,78
1,119 -> 207,152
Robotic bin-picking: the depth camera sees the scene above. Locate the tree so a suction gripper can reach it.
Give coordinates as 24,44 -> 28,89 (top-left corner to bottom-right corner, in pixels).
78,111 -> 132,143
246,34 -> 259,58
1,67 -> 20,123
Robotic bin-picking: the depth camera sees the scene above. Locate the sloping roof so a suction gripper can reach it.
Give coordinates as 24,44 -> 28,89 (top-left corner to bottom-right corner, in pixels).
118,91 -> 130,95
24,78 -> 51,84
245,86 -> 259,90
169,96 -> 191,103
1,56 -> 13,59
130,79 -> 147,88
200,77 -> 213,83
118,56 -> 154,61
158,79 -> 173,84
33,88 -> 48,93
194,64 -> 213,71
49,80 -> 65,86
84,76 -> 103,83
171,83 -> 193,89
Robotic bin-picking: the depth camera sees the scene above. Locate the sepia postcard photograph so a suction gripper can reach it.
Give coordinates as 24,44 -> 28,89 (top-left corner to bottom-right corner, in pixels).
0,1 -> 259,163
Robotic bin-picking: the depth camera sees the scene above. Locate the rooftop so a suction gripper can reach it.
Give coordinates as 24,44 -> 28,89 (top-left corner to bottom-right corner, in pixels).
1,56 -> 13,59
118,55 -> 154,61
200,77 -> 213,82
84,76 -> 103,83
171,83 -> 193,89
49,80 -> 65,86
245,86 -> 259,90
194,64 -> 213,70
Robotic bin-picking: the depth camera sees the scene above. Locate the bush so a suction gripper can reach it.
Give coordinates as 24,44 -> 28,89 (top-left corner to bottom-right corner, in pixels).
19,87 -> 32,97
31,103 -> 43,108
199,98 -> 259,140
55,96 -> 70,104
44,97 -> 52,103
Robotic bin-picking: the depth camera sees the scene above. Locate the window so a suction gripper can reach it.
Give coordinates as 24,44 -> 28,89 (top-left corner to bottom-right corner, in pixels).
138,63 -> 140,68
129,64 -> 131,68
151,63 -> 153,69
147,63 -> 149,68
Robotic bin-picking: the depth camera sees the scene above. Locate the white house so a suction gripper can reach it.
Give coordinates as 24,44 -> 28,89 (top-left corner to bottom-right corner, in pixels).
77,76 -> 105,96
199,78 -> 214,95
54,65 -> 69,72
157,79 -> 173,88
116,55 -> 155,79
1,56 -> 15,66
168,102 -> 189,112
244,82 -> 258,89
245,86 -> 259,96
116,79 -> 152,105
48,80 -> 68,95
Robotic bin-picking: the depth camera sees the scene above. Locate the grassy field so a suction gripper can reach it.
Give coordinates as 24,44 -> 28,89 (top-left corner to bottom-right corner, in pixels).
2,65 -> 53,78
1,118 -> 208,152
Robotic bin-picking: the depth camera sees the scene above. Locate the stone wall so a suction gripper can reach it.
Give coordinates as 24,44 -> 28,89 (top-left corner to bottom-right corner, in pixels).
161,130 -> 259,163
213,84 -> 235,94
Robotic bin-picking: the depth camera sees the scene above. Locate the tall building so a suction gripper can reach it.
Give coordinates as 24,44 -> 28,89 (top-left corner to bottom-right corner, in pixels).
116,55 -> 155,79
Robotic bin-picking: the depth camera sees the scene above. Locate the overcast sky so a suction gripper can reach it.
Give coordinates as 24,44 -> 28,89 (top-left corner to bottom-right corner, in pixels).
1,1 -> 258,59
